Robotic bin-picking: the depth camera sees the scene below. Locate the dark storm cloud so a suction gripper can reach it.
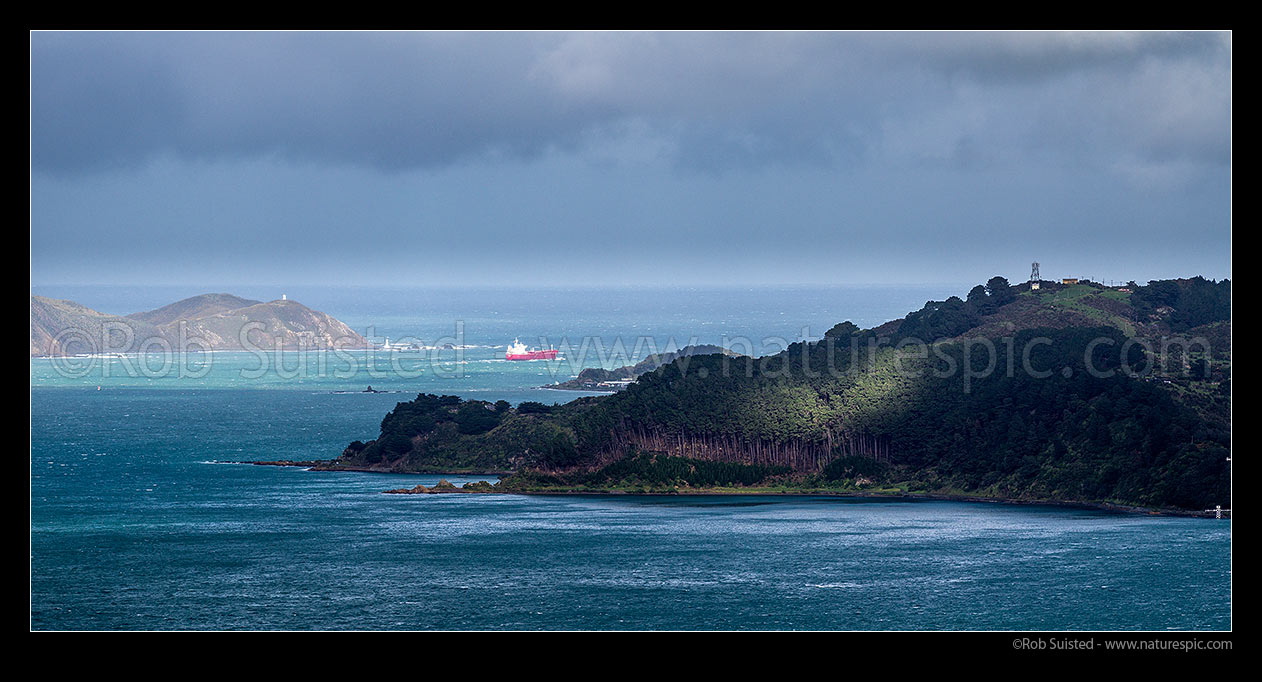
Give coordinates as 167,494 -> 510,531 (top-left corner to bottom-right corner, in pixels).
31,33 -> 187,172
32,32 -> 618,172
29,31 -> 1231,289
876,31 -> 1224,83
31,31 -> 1230,176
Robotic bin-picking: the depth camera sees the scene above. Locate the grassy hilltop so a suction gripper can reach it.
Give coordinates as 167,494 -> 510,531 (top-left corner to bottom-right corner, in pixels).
333,276 -> 1230,511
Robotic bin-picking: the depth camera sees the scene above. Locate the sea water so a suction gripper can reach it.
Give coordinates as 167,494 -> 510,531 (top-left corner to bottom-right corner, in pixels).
30,286 -> 1231,630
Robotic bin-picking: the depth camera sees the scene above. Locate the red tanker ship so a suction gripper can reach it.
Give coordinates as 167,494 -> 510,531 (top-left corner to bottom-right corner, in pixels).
506,337 -> 559,361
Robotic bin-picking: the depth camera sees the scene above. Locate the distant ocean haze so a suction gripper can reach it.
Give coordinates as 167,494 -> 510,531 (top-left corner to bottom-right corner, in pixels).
29,284 -> 956,338
30,285 -> 959,390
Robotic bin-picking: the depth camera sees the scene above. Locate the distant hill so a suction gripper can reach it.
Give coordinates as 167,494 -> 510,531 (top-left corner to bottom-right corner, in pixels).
127,293 -> 262,326
168,298 -> 365,351
31,295 -> 162,356
30,294 -> 366,356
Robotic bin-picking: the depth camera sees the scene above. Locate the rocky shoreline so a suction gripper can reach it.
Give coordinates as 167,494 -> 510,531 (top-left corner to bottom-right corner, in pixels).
383,479 -> 495,494
250,460 -> 511,476
251,459 -> 329,468
489,487 -> 1222,518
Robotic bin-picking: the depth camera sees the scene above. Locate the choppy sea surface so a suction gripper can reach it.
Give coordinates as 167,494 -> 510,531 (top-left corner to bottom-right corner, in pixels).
30,286 -> 1231,630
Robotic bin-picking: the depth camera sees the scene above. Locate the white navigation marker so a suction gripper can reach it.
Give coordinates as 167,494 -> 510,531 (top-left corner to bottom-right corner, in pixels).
1204,505 -> 1231,519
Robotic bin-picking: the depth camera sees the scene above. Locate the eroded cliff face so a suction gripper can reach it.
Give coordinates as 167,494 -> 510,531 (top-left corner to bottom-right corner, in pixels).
31,296 -> 162,356
161,299 -> 366,351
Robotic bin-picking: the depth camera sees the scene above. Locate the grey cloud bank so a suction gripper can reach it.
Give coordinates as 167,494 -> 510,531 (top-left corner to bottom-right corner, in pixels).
32,31 -> 1230,174
30,31 -> 1230,287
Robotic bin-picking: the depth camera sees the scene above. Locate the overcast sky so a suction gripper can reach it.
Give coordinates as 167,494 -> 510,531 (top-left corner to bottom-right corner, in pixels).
30,31 -> 1231,287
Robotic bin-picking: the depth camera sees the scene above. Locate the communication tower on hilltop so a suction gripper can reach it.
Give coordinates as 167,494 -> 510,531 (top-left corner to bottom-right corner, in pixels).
1029,262 -> 1041,290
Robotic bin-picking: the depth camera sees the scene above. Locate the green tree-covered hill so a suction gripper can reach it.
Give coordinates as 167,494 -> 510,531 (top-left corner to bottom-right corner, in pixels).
336,276 -> 1230,510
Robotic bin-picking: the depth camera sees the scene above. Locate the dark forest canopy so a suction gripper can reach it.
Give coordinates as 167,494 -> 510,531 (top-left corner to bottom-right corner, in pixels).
337,276 -> 1230,510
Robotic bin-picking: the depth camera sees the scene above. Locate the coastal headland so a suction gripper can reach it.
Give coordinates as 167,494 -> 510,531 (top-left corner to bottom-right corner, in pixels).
266,275 -> 1232,515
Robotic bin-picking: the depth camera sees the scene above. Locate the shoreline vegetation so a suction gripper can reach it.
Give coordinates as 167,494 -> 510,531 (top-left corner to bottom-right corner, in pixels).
280,276 -> 1231,515
251,459 -> 1223,518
